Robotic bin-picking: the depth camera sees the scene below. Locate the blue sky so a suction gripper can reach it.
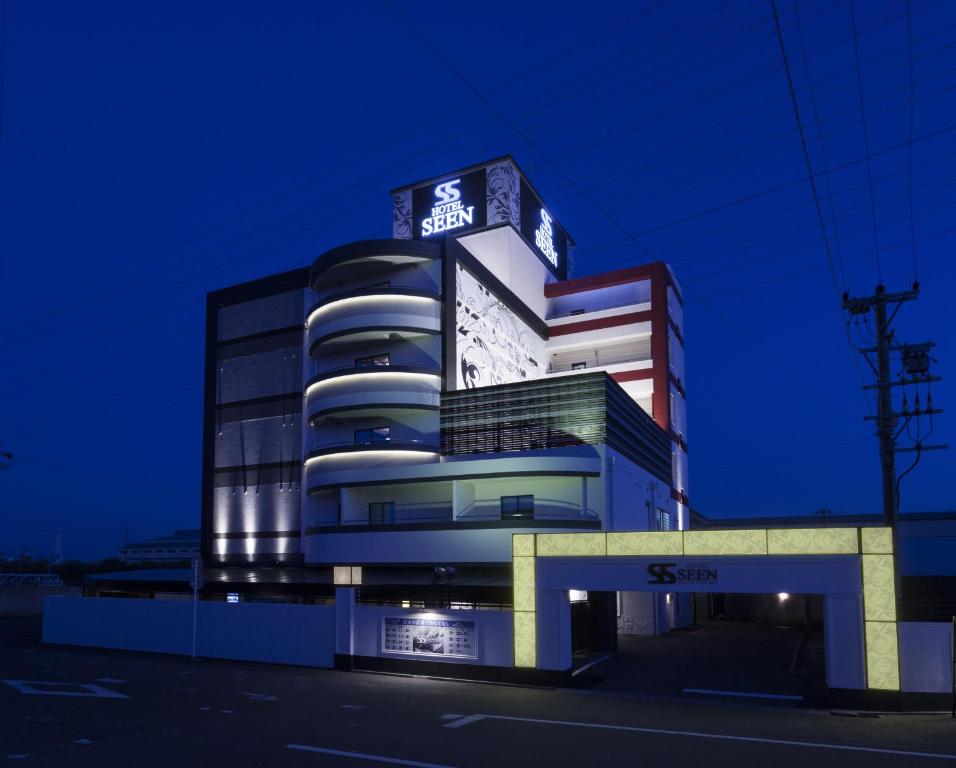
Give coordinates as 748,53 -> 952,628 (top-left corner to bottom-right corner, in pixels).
1,0 -> 953,560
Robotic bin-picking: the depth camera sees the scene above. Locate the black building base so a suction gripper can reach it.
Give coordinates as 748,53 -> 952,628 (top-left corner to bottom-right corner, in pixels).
827,687 -> 952,712
333,654 -> 571,686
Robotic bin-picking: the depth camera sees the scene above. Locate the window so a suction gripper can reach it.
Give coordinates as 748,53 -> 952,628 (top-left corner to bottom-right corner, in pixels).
355,353 -> 390,368
569,308 -> 586,316
501,494 -> 534,520
369,502 -> 395,524
655,508 -> 673,531
571,361 -> 587,370
354,427 -> 390,446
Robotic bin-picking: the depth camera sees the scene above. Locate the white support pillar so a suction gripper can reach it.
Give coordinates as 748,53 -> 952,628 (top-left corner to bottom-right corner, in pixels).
536,589 -> 572,671
824,593 -> 867,690
335,587 -> 356,658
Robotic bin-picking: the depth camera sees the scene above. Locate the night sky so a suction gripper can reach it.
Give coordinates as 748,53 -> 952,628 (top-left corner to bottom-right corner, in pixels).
1,0 -> 953,561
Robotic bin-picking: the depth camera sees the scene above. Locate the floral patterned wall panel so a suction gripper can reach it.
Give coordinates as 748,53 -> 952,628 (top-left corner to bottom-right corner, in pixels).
455,264 -> 546,389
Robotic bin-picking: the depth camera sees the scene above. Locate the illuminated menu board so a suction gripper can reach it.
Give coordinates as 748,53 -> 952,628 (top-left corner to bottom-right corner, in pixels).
382,616 -> 477,658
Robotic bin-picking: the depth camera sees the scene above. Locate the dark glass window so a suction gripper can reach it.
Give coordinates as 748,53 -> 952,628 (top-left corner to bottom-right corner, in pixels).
569,308 -> 586,316
501,494 -> 534,520
571,361 -> 587,370
355,427 -> 391,446
655,508 -> 673,531
369,502 -> 396,524
355,353 -> 390,368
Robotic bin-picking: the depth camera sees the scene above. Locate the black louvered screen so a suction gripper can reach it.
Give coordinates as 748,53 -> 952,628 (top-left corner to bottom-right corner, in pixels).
440,372 -> 670,484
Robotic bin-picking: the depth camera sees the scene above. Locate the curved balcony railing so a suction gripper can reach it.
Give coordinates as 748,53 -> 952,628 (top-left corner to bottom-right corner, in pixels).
305,363 -> 441,395
304,439 -> 440,467
309,239 -> 441,290
306,285 -> 440,327
308,399 -> 439,426
306,508 -> 603,530
306,286 -> 442,351
304,364 -> 441,417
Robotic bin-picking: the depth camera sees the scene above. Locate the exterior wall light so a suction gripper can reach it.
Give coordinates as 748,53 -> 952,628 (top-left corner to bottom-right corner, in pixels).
333,565 -> 362,586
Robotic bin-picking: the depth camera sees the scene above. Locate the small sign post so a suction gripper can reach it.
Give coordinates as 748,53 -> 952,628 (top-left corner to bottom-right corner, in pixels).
190,558 -> 204,661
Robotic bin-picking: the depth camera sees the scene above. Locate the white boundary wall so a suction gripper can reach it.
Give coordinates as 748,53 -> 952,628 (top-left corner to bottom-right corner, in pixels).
43,596 -> 335,668
899,622 -> 953,693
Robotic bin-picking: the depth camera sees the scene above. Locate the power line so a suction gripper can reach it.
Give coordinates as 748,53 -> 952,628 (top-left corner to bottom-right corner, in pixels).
850,0 -> 884,283
0,0 -> 6,174
907,0 -> 919,282
793,0 -> 848,290
697,218 -> 956,301
761,0 -> 837,295
0,0 -> 932,346
589,118 -> 956,257
681,177 -> 956,284
381,0 -> 656,259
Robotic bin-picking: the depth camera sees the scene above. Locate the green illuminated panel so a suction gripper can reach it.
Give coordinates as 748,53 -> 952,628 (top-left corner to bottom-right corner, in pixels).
862,554 -> 896,622
767,528 -> 859,555
512,556 -> 536,613
865,621 -> 900,690
536,532 -> 607,557
861,527 -> 894,554
607,531 -> 683,556
683,529 -> 767,556
513,533 -> 536,557
513,610 -> 537,668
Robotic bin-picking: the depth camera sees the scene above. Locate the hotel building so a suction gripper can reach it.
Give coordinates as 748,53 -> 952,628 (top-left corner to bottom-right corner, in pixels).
201,156 -> 690,653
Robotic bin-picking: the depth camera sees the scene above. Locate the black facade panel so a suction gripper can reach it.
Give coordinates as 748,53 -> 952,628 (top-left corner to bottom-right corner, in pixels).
440,372 -> 671,485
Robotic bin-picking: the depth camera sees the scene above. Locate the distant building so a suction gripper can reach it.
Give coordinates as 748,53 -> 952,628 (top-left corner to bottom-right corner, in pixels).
121,529 -> 200,564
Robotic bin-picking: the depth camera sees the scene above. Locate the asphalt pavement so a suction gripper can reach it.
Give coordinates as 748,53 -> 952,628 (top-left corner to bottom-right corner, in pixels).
0,616 -> 953,767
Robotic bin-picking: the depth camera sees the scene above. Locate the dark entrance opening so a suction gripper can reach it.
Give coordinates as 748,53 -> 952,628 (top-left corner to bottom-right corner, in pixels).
586,592 -> 827,705
571,591 -> 617,659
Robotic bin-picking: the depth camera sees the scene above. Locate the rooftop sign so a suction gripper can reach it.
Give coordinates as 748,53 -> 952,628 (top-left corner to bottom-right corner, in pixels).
392,157 -> 573,280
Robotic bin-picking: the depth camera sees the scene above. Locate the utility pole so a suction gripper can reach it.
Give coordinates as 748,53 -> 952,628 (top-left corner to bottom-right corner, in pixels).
843,283 -> 947,528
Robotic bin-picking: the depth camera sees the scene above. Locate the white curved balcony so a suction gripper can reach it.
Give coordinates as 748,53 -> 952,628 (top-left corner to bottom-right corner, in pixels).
307,287 -> 441,351
304,439 -> 439,483
304,364 -> 441,417
310,239 -> 441,293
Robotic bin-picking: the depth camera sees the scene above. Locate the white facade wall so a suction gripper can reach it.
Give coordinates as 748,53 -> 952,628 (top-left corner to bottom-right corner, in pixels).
43,597 -> 336,668
547,280 -> 651,319
457,228 -> 553,319
899,622 -> 953,692
340,482 -> 453,525
455,476 -> 593,522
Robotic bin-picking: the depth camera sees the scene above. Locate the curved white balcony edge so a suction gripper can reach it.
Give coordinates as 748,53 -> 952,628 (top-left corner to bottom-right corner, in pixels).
306,447 -> 602,491
305,370 -> 441,399
307,294 -> 437,328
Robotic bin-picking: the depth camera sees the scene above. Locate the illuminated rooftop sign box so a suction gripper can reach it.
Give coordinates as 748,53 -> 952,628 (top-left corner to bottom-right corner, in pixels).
392,156 -> 574,280
412,169 -> 487,238
519,178 -> 568,277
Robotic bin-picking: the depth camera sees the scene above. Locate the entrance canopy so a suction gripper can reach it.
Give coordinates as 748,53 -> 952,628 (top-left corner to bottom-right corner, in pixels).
512,528 -> 898,691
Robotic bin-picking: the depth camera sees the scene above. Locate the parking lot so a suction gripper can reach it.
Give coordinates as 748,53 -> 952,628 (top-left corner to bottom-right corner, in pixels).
1,616 -> 953,767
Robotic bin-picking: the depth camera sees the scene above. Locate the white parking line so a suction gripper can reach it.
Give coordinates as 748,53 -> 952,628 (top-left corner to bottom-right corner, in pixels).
287,744 -> 457,767
241,692 -> 277,702
2,680 -> 128,699
571,654 -> 612,677
682,688 -> 803,702
443,714 -> 956,761
442,714 -> 485,729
